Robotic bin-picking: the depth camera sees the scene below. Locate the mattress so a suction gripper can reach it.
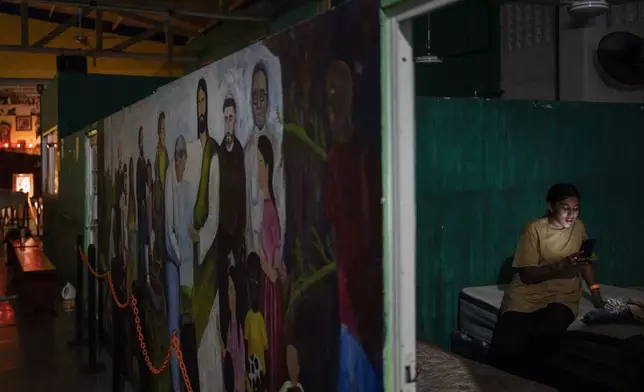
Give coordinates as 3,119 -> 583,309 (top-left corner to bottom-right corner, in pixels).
458,284 -> 644,344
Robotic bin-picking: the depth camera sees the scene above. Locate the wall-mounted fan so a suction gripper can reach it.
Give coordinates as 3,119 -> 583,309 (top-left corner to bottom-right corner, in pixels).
594,31 -> 644,91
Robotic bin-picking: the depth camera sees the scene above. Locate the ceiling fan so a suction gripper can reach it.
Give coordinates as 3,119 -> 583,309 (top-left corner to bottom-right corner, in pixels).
497,0 -> 642,30
72,8 -> 119,49
562,0 -> 642,29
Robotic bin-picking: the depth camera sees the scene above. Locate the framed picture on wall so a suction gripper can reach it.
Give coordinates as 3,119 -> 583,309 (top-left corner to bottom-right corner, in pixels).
13,173 -> 34,196
16,116 -> 32,131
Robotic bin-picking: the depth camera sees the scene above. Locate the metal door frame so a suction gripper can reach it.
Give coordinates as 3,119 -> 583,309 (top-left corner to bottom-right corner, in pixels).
382,1 -> 463,391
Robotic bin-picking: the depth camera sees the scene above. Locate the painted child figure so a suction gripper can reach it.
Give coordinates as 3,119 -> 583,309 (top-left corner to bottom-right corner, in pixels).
279,344 -> 304,392
244,252 -> 269,392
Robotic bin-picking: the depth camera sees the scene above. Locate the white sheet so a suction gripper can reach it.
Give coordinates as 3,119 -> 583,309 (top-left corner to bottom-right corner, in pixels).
458,284 -> 644,343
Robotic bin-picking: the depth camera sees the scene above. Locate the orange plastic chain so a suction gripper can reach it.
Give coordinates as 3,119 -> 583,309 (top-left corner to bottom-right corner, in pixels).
79,247 -> 193,392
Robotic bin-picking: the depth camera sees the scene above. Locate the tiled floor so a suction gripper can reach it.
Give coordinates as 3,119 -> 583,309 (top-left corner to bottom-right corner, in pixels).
0,245 -> 112,392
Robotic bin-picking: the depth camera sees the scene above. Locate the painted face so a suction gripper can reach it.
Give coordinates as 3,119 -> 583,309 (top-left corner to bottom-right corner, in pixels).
197,88 -> 207,136
158,118 -> 166,148
549,196 -> 580,229
197,88 -> 206,121
325,61 -> 354,142
257,148 -> 269,197
223,105 -> 236,148
325,79 -> 337,127
252,70 -> 268,130
175,155 -> 186,182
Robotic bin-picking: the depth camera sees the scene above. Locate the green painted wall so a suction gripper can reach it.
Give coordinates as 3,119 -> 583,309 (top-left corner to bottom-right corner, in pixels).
42,131 -> 87,287
57,73 -> 175,138
39,76 -> 58,134
415,98 -> 644,349
39,72 -> 174,140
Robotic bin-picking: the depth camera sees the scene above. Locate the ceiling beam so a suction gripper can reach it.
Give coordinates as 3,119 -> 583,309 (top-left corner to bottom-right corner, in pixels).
108,9 -> 199,38
0,44 -> 198,63
95,9 -> 102,50
167,14 -> 208,34
109,23 -> 164,52
166,20 -> 174,77
0,3 -> 190,46
32,9 -> 84,48
20,1 -> 28,46
27,0 -> 268,22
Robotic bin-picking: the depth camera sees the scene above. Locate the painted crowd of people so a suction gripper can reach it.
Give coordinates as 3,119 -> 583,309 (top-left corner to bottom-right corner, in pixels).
106,51 -> 383,392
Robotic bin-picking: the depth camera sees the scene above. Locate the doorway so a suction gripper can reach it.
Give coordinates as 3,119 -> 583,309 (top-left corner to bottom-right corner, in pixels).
382,1 -> 464,391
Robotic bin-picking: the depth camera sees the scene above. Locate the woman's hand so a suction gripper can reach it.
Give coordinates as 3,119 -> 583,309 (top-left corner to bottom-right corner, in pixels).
591,290 -> 605,309
561,251 -> 592,268
544,251 -> 591,280
554,252 -> 590,274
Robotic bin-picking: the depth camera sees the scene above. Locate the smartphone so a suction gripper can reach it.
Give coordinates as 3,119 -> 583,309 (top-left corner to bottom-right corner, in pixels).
580,239 -> 596,259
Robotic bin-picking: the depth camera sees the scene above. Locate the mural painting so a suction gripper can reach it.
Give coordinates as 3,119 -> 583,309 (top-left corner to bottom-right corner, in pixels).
99,1 -> 382,391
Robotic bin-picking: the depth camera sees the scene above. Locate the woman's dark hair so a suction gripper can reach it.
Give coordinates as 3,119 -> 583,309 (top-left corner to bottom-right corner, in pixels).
257,135 -> 276,204
223,352 -> 234,392
546,183 -> 580,204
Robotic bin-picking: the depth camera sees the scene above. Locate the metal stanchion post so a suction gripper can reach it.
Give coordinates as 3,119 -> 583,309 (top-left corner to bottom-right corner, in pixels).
98,262 -> 104,346
84,244 -> 106,373
112,258 -> 123,392
68,235 -> 86,347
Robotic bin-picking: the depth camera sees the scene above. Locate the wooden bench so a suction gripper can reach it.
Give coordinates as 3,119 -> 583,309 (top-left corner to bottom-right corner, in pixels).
8,238 -> 58,316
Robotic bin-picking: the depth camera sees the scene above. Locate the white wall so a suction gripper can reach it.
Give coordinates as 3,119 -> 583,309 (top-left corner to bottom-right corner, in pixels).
501,2 -> 644,103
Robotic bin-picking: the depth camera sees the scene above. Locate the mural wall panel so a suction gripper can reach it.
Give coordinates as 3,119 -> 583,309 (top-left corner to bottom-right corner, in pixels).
99,1 -> 382,391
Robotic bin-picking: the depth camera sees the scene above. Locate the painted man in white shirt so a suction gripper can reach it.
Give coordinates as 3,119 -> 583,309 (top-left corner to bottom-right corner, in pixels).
164,134 -> 194,391
186,77 -> 223,392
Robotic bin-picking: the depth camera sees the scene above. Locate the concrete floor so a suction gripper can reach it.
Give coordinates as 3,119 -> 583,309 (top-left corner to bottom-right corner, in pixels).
0,234 -> 549,392
0,245 -> 112,392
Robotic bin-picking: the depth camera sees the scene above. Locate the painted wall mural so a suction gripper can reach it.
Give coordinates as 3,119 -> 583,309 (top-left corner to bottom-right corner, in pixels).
99,1 -> 381,391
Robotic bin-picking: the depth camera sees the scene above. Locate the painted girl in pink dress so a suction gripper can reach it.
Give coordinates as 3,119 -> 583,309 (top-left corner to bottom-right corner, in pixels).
257,135 -> 286,392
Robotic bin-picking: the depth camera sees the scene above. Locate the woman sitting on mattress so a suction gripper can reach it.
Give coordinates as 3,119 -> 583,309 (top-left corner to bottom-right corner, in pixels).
487,183 -> 604,380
